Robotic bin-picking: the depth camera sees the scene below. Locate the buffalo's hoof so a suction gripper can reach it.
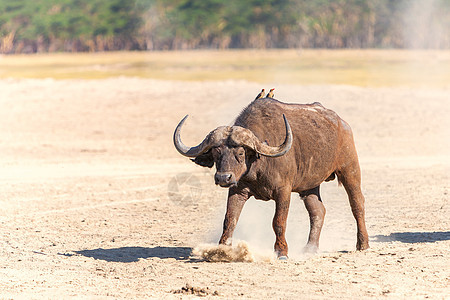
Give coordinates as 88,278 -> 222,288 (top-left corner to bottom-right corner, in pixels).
278,256 -> 288,261
356,243 -> 370,251
303,245 -> 319,253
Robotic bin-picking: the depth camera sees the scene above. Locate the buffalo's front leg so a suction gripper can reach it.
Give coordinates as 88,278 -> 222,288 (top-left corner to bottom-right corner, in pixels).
300,186 -> 326,253
273,188 -> 291,258
218,187 -> 249,245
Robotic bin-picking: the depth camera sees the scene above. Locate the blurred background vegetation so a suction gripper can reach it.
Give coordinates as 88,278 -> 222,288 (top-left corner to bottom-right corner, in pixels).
1,0 -> 450,53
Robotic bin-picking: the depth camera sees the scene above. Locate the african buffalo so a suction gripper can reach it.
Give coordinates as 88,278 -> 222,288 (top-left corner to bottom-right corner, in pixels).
173,98 -> 369,258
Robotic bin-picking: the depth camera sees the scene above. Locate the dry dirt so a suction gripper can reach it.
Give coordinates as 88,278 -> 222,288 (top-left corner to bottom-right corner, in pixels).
0,78 -> 448,298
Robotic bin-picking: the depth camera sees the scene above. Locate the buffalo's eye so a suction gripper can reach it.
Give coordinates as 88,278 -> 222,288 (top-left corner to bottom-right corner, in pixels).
235,148 -> 245,162
212,147 -> 221,159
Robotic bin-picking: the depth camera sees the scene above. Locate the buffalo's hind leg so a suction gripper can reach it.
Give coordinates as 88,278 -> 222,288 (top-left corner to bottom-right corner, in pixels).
337,164 -> 369,251
300,186 -> 326,253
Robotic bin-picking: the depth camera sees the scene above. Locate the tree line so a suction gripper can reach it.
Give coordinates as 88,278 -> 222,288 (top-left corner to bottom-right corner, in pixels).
1,0 -> 449,53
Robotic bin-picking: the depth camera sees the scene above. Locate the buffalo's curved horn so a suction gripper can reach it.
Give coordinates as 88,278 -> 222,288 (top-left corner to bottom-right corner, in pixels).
173,115 -> 213,157
237,114 -> 292,157
256,114 -> 293,157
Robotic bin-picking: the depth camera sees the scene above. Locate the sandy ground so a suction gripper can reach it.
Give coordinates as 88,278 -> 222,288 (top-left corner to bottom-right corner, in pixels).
0,78 -> 449,298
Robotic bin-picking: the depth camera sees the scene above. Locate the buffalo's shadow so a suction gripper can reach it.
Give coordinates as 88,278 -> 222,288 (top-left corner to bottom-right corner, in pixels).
75,246 -> 192,263
372,231 -> 450,244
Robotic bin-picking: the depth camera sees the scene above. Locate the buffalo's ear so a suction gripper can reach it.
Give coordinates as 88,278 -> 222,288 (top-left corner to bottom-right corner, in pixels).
191,150 -> 214,168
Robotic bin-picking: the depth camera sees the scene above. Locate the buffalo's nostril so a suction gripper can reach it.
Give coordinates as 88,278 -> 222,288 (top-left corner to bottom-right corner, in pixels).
215,172 -> 234,186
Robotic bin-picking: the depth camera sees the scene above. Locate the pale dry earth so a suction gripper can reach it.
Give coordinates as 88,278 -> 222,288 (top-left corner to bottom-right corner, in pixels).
0,78 -> 449,298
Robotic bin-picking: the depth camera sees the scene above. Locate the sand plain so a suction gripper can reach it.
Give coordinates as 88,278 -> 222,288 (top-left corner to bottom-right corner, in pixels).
0,77 -> 448,298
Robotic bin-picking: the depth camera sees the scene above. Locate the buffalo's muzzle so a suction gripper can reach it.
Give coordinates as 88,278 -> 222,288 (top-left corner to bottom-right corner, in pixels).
214,172 -> 237,187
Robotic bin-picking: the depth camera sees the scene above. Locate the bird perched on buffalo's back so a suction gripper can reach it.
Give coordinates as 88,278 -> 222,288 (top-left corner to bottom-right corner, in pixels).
255,89 -> 265,100
266,88 -> 275,98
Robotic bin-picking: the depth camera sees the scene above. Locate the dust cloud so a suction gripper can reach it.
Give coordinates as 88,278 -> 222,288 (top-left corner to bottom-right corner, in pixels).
192,241 -> 275,262
402,0 -> 449,49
